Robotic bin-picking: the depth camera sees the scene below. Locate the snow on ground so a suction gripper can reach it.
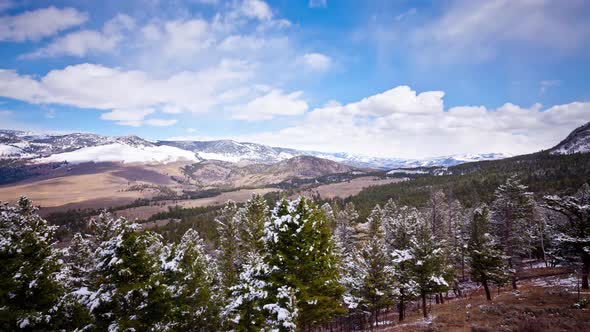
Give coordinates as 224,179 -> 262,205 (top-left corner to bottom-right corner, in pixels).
36,143 -> 199,164
530,274 -> 580,289
0,144 -> 36,159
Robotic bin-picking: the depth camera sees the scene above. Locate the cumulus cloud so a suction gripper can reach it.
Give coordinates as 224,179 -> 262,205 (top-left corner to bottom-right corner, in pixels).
22,14 -> 135,58
301,53 -> 332,72
239,0 -> 273,21
0,6 -> 87,42
230,86 -> 590,158
231,89 -> 308,121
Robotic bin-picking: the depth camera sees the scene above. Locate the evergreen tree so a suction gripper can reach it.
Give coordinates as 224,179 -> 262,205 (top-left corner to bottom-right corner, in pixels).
264,197 -> 345,330
468,205 -> 509,300
0,197 -> 64,331
216,201 -> 241,294
225,253 -> 269,331
383,201 -> 419,322
353,205 -> 394,327
333,202 -> 360,312
491,176 -> 535,289
162,228 -> 220,330
237,194 -> 268,258
543,183 -> 590,289
408,218 -> 453,318
85,214 -> 172,331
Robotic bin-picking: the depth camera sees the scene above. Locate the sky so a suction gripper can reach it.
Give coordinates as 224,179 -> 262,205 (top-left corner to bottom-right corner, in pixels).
0,0 -> 589,159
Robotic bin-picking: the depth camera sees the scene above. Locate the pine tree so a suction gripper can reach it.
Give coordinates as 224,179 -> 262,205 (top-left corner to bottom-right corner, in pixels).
0,197 -> 64,331
333,202 -> 360,312
491,176 -> 535,289
162,228 -> 220,330
264,197 -> 345,330
225,252 -> 269,331
85,214 -> 172,331
383,201 -> 419,322
353,205 -> 394,327
216,201 -> 241,294
468,205 -> 509,300
237,194 -> 268,258
408,218 -> 453,318
543,183 -> 590,289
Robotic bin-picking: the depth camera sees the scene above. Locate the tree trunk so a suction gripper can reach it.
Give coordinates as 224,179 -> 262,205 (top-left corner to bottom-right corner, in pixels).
582,255 -> 590,289
439,292 -> 445,304
509,258 -> 518,290
422,291 -> 428,318
398,291 -> 405,322
482,279 -> 492,301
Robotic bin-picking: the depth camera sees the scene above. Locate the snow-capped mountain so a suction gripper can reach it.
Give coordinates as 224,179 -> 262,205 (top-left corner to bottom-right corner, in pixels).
1,129 -> 509,168
0,130 -> 200,164
549,122 -> 590,155
162,139 -> 510,169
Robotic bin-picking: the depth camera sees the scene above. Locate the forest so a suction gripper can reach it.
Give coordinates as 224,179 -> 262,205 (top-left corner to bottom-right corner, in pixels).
1,176 -> 589,331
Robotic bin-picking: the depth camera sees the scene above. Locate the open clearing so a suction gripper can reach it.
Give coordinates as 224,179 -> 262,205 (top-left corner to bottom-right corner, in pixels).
376,268 -> 590,332
302,176 -> 407,199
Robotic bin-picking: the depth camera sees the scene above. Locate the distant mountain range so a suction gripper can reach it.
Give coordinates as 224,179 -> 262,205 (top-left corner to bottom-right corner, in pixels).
0,129 -> 514,169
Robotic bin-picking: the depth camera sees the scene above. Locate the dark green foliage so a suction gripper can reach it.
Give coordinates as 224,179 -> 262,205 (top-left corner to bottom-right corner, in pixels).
0,197 -> 64,331
346,152 -> 590,217
468,206 -> 509,300
266,198 -> 345,328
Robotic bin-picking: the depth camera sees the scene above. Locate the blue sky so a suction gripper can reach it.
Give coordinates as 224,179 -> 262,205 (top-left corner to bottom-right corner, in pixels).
1,0 -> 589,158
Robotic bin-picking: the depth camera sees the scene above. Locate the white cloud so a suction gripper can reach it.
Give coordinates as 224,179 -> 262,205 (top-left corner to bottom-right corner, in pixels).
231,89 -> 308,121
22,14 -> 135,58
0,109 -> 13,116
301,53 -> 332,72
309,0 -> 327,9
230,86 -> 590,158
410,0 -> 590,63
0,6 -> 87,42
140,18 -> 212,60
145,118 -> 178,126
239,0 -> 273,21
0,61 -> 251,111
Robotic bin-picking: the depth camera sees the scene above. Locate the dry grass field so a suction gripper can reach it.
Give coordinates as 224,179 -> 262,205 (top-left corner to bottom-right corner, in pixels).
379,269 -> 590,332
301,176 -> 407,199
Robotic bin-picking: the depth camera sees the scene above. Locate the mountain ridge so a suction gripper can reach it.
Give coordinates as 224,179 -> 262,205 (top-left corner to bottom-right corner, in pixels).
0,128 -> 549,169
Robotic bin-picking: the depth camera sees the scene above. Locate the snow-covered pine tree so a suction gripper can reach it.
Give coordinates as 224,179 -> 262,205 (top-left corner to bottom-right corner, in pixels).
237,194 -> 268,258
468,205 -> 509,300
383,201 -> 419,322
216,201 -> 241,295
264,197 -> 344,330
162,228 -> 220,330
0,197 -> 64,331
85,213 -> 171,331
427,190 -> 449,240
224,252 -> 269,331
408,217 -> 453,318
491,176 -> 535,289
354,205 -> 395,328
543,183 -> 590,289
333,202 -> 361,312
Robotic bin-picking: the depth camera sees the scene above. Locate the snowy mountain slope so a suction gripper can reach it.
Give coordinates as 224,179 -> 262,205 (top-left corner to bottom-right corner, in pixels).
549,122 -> 590,155
160,139 -> 509,169
36,143 -> 200,164
1,129 -> 509,168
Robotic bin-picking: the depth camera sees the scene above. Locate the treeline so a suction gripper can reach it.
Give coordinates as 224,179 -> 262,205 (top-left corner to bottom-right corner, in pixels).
347,152 -> 590,216
1,177 -> 589,331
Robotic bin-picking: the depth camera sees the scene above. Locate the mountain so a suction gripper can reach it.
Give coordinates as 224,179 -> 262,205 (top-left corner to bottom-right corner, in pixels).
1,129 -> 509,168
0,130 -> 200,164
180,155 -> 357,188
160,139 -> 509,169
549,122 -> 590,155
